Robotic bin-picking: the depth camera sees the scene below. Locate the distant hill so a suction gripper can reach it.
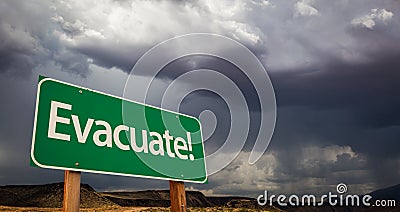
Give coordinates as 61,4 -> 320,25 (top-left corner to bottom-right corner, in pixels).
0,183 -> 116,208
207,196 -> 255,206
102,190 -> 214,207
1,182 -> 399,211
369,184 -> 400,201
0,182 -> 266,209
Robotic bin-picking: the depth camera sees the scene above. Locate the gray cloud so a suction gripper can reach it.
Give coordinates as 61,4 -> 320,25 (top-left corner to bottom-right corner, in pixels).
188,147 -> 371,197
0,1 -> 48,77
0,0 -> 399,196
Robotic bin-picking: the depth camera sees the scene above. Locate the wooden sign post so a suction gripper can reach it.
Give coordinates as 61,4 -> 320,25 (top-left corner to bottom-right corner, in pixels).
31,77 -> 207,212
63,170 -> 81,212
169,181 -> 187,212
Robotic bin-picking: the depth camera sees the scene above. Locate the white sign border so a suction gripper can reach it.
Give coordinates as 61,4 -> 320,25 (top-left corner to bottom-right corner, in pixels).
30,77 -> 208,184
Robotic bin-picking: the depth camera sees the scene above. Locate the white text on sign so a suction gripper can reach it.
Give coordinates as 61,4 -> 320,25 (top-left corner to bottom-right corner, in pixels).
47,100 -> 195,161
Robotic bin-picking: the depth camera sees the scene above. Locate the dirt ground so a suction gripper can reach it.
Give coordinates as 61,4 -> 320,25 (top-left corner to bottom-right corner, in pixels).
0,206 -> 275,212
0,206 -> 150,212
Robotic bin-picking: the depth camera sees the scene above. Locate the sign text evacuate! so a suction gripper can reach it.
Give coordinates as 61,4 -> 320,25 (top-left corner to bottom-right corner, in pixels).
31,77 -> 207,183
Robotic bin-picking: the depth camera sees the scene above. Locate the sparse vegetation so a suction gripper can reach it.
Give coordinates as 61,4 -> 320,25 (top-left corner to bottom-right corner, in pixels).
0,206 -> 278,212
2,183 -> 398,211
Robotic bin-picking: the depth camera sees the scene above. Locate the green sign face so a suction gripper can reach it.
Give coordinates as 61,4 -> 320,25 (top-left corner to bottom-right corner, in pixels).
31,77 -> 207,183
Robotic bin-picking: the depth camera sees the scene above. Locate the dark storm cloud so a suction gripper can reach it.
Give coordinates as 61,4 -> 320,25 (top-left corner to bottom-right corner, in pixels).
142,55 -> 263,152
0,1 -> 48,77
0,1 -> 93,78
261,50 -> 400,190
70,43 -> 147,72
272,55 -> 400,128
1,0 -> 400,196
0,76 -> 42,183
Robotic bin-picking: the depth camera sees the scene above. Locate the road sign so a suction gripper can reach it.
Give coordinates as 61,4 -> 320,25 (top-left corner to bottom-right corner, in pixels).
31,76 -> 207,183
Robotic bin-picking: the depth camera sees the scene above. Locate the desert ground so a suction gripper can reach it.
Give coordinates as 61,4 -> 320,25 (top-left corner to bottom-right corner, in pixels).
0,206 -> 276,212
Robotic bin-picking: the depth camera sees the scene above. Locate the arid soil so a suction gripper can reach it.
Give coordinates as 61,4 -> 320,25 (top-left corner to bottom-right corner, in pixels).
0,206 -> 276,212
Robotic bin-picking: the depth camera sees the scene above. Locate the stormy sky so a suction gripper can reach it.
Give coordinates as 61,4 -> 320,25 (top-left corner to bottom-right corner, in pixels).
0,0 -> 400,197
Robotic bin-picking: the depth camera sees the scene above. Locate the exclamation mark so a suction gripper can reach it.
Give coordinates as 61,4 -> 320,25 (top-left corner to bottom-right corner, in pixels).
187,132 -> 194,161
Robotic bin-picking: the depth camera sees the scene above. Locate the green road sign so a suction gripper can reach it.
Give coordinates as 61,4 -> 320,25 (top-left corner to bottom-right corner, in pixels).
31,76 -> 207,183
